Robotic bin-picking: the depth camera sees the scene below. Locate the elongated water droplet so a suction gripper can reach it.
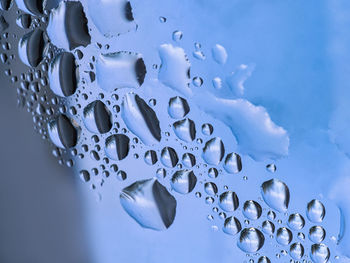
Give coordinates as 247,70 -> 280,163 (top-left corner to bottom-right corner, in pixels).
18,29 -> 45,67
48,114 -> 78,149
202,137 -> 225,165
160,147 -> 178,168
224,152 -> 242,174
204,182 -> 218,196
262,220 -> 275,235
307,199 -> 326,223
144,150 -> 157,165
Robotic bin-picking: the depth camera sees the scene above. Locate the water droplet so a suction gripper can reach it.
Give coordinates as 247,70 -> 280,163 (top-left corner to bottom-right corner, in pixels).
144,150 -> 158,165
211,44 -> 227,65
156,168 -> 166,179
182,153 -> 196,168
116,170 -> 127,181
204,182 -> 218,196
160,147 -> 178,168
266,163 -> 276,173
288,213 -> 305,230
47,1 -> 91,50
202,137 -> 225,165
18,29 -> 45,67
224,152 -> 242,174
172,30 -> 183,42
310,243 -> 330,263
48,114 -> 78,149
307,199 -> 326,223
168,96 -> 190,119
120,178 -> 177,231
237,228 -> 265,253
96,52 -> 146,91
257,256 -> 271,263
201,123 -> 213,136
105,134 -> 130,160
192,76 -> 203,87
223,216 -> 241,236
309,225 -> 325,243
289,242 -> 304,260
16,14 -> 31,29
261,179 -> 290,213
243,200 -> 262,220
219,191 -> 239,212
262,220 -> 275,235
276,227 -> 293,246
48,52 -> 78,97
171,170 -> 197,194
159,16 -> 166,23
122,93 -> 161,145
79,170 -> 90,182
173,118 -> 196,142
83,100 -> 112,134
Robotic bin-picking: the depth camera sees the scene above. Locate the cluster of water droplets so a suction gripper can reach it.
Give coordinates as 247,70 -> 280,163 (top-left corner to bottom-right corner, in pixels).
0,0 -> 340,262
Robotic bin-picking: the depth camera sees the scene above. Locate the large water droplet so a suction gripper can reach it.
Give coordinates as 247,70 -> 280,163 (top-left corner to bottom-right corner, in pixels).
170,170 -> 197,194
223,152 -> 242,174
105,134 -> 130,160
160,147 -> 178,168
182,153 -> 196,168
168,96 -> 190,119
120,178 -> 177,231
219,191 -> 239,212
15,0 -> 42,15
289,242 -> 304,260
48,114 -> 78,149
83,100 -> 112,134
262,220 -> 275,235
223,216 -> 241,236
288,213 -> 305,230
237,228 -> 265,253
276,227 -> 293,246
173,118 -> 196,142
49,52 -> 77,97
47,1 -> 91,50
309,225 -> 325,243
310,244 -> 330,263
158,44 -> 192,97
243,200 -> 262,220
121,93 -> 161,145
96,52 -> 146,92
261,179 -> 290,213
202,137 -> 225,165
204,182 -> 218,196
307,199 -> 326,223
87,0 -> 136,37
18,29 -> 45,67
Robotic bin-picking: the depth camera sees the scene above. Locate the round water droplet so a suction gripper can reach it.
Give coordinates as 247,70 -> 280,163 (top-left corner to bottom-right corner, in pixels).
83,100 -> 112,134
105,134 -> 130,160
288,213 -> 305,230
144,150 -> 158,165
168,96 -> 190,119
161,147 -> 178,168
219,191 -> 239,212
276,227 -> 293,246
117,170 -> 127,181
172,30 -> 183,42
173,118 -> 196,142
202,137 -> 225,165
310,243 -> 330,263
182,153 -> 196,168
243,200 -> 262,220
262,220 -> 275,235
201,123 -> 213,136
192,76 -> 203,87
289,242 -> 304,260
224,152 -> 242,174
204,182 -> 218,196
266,163 -> 276,173
307,199 -> 326,223
261,179 -> 290,213
309,226 -> 325,243
223,216 -> 241,236
237,228 -> 265,253
208,167 -> 218,178
171,170 -> 197,194
257,256 -> 271,263
79,170 -> 90,182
